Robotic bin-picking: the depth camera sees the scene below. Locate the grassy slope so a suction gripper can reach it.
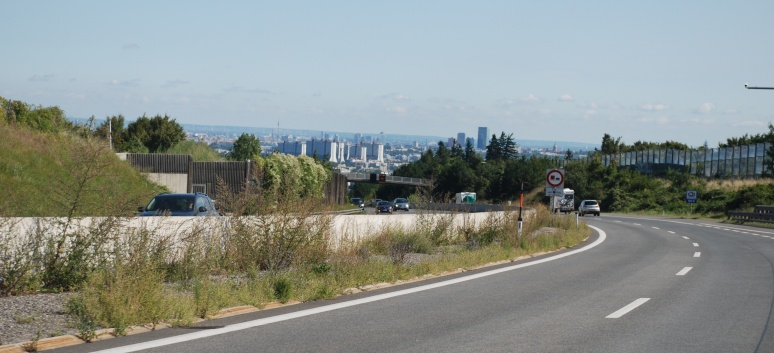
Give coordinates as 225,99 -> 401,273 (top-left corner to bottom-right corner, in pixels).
0,124 -> 166,217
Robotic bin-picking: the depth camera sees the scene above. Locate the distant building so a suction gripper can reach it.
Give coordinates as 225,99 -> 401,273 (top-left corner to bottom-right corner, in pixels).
347,141 -> 384,163
277,139 -> 341,163
457,133 -> 466,147
477,127 -> 488,150
466,137 -> 475,148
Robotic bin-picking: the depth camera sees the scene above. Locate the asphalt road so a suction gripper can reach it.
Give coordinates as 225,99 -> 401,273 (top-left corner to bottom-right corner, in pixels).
53,215 -> 774,353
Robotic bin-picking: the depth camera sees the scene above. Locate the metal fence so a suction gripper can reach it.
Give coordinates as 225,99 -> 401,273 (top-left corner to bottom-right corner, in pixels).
586,143 -> 772,178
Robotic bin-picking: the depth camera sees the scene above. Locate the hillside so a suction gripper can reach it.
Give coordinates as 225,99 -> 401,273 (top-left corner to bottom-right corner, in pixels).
0,124 -> 165,217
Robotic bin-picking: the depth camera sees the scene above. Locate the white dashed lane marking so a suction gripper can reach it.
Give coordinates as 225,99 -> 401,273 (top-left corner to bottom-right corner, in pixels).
606,298 -> 651,319
676,267 -> 693,276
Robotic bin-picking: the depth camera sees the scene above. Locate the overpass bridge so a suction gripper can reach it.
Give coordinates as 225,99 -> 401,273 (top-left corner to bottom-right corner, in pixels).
342,172 -> 430,187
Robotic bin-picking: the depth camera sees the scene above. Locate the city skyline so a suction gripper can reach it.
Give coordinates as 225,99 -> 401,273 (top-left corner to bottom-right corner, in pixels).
179,122 -> 598,150
4,2 -> 773,148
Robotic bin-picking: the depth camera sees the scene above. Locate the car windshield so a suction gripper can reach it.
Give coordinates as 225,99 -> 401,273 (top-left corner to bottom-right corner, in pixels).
147,196 -> 196,212
378,201 -> 390,206
395,198 -> 407,203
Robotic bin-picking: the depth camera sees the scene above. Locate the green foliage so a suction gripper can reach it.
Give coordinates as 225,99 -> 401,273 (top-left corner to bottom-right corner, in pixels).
94,115 -> 127,150
272,276 -> 292,303
0,124 -> 165,217
262,153 -> 330,200
167,140 -> 224,162
229,133 -> 261,161
485,132 -> 518,161
1,97 -> 73,132
123,114 -> 186,153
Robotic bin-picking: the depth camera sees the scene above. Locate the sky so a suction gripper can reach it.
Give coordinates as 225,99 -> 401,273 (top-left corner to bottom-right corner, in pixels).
3,1 -> 774,147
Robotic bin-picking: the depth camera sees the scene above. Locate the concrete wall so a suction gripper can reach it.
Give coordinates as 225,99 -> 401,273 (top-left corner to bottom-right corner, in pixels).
146,173 -> 189,193
0,210 -> 531,256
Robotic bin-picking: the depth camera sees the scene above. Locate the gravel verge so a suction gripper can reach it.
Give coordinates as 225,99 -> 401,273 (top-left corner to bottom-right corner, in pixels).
0,293 -> 78,347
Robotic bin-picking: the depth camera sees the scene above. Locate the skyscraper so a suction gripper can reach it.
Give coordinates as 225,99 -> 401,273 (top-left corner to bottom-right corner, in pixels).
457,133 -> 466,147
477,127 -> 488,150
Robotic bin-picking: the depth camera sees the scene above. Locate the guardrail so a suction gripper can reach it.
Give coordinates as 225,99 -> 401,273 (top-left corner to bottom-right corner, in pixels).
728,205 -> 774,223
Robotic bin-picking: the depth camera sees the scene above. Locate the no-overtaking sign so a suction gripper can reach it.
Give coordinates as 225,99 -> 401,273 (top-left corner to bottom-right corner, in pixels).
546,169 -> 564,188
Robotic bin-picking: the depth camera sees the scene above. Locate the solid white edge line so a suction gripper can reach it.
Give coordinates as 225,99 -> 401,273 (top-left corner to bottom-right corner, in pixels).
606,298 -> 651,319
93,226 -> 609,353
676,267 -> 693,276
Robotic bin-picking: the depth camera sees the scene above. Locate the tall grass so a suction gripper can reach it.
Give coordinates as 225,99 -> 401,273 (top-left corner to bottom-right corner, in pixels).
1,167 -> 588,342
0,124 -> 165,217
56,199 -> 588,340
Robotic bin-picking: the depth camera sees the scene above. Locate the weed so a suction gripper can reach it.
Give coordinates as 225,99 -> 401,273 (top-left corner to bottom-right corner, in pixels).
14,314 -> 35,325
311,263 -> 332,275
20,328 -> 42,352
272,276 -> 292,303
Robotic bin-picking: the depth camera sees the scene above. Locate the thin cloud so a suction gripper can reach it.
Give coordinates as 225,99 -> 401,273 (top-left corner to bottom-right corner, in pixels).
107,79 -> 140,87
223,86 -> 273,94
522,94 -> 541,103
640,103 -> 669,112
695,102 -> 715,114
385,106 -> 407,114
380,93 -> 411,101
162,80 -> 190,88
558,94 -> 573,102
29,74 -> 55,82
731,120 -> 766,128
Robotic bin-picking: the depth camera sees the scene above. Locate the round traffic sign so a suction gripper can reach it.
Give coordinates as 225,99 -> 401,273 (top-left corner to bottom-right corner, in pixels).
546,169 -> 564,187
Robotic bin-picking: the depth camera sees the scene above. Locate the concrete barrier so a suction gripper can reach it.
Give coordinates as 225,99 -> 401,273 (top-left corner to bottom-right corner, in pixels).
0,210 -> 533,262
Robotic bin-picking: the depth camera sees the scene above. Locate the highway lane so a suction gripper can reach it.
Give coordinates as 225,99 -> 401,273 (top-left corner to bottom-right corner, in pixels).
53,215 -> 774,353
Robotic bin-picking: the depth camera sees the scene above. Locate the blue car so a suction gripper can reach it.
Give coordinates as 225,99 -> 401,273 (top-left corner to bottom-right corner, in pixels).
138,193 -> 221,216
375,201 -> 393,214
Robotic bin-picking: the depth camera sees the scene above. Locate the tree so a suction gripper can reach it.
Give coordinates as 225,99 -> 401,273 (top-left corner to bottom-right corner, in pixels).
95,115 -> 127,151
485,132 -> 518,161
435,141 -> 450,164
600,133 -> 622,155
485,134 -> 501,161
500,132 -> 518,160
229,133 -> 261,161
123,114 -> 186,153
2,99 -> 71,132
464,139 -> 483,169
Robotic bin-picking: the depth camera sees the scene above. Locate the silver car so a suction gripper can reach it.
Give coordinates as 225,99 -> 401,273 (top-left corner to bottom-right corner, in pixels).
578,199 -> 601,216
392,198 -> 410,211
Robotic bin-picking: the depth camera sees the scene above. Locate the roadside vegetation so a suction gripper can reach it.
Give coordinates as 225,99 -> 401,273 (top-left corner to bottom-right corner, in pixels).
1,95 -> 774,345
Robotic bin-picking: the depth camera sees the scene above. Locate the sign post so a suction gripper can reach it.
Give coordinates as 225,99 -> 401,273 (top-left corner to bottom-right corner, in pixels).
545,169 -> 564,196
686,190 -> 697,214
518,180 -> 528,236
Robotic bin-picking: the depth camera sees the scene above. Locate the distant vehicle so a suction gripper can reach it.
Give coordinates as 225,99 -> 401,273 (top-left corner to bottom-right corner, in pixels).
138,193 -> 220,216
350,197 -> 364,208
455,192 -> 476,204
371,199 -> 383,207
392,198 -> 410,211
551,188 -> 575,214
578,199 -> 601,216
375,201 -> 393,214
